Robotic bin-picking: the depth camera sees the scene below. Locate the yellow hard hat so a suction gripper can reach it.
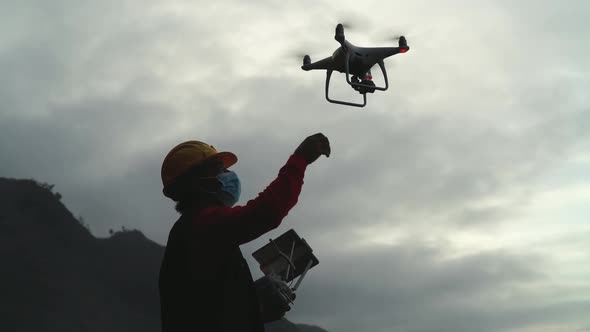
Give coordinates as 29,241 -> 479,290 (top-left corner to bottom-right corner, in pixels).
161,140 -> 237,198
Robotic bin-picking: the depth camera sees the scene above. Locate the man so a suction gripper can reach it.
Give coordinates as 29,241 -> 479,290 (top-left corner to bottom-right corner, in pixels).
158,133 -> 331,332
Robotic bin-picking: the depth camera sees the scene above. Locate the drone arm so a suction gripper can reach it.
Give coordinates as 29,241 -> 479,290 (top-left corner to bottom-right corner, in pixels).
302,56 -> 335,71
325,69 -> 367,107
366,46 -> 409,59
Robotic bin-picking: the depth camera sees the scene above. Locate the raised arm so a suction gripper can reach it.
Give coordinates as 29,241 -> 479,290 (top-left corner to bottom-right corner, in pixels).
194,133 -> 331,246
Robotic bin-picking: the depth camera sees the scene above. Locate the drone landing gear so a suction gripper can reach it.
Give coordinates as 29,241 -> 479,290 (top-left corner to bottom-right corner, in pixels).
325,69 -> 367,107
325,59 -> 389,108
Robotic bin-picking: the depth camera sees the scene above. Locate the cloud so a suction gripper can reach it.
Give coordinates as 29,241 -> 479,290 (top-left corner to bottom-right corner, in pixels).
284,241 -> 588,332
1,1 -> 590,331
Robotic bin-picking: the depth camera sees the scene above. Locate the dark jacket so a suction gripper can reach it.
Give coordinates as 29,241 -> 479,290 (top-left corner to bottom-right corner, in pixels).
159,154 -> 307,332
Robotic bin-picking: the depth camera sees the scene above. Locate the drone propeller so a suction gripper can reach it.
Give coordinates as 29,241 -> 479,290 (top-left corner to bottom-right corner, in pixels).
283,47 -> 315,67
374,25 -> 432,45
284,41 -> 317,59
339,21 -> 355,30
325,11 -> 372,32
375,33 -> 406,43
289,51 -> 309,60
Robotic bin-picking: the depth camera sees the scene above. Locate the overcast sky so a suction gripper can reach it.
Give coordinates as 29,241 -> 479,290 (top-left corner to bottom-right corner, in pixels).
1,1 -> 589,331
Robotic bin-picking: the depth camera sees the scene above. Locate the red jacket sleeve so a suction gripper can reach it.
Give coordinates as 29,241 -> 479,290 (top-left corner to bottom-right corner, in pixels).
193,154 -> 308,245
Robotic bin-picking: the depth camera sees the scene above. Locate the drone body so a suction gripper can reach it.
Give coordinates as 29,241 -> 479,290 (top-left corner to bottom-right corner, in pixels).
302,24 -> 409,107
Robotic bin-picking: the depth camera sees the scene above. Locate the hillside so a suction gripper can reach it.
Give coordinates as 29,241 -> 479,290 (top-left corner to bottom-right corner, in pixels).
0,178 -> 328,332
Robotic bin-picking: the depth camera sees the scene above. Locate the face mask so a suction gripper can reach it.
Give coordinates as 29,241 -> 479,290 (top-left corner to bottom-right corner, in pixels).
214,171 -> 241,207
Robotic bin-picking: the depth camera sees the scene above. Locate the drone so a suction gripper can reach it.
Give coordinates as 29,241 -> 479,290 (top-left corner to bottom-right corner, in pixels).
301,23 -> 410,107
